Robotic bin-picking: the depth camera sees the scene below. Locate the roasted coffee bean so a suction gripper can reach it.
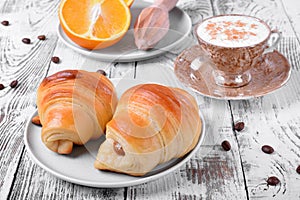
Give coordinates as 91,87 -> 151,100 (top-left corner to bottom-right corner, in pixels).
0,84 -> 4,90
10,80 -> 18,88
51,56 -> 60,64
267,176 -> 280,186
31,115 -> 42,126
113,141 -> 125,156
22,38 -> 31,44
261,145 -> 274,154
221,140 -> 231,151
1,20 -> 9,26
96,69 -> 107,76
234,121 -> 245,132
37,35 -> 46,40
296,165 -> 300,174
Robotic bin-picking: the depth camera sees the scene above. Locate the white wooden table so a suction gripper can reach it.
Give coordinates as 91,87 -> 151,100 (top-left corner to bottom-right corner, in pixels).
1,0 -> 300,199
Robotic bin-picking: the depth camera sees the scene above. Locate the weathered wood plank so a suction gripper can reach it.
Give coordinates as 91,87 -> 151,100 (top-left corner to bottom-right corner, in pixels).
9,153 -> 125,200
1,0 -> 299,199
0,0 -> 61,198
230,39 -> 300,199
214,0 -> 300,199
281,0 -> 300,39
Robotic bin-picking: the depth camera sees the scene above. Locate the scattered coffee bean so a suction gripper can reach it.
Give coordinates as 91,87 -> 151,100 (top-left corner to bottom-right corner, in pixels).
22,38 -> 31,44
296,165 -> 300,174
10,80 -> 18,88
261,145 -> 274,154
266,176 -> 280,186
1,20 -> 9,26
221,140 -> 231,151
37,35 -> 46,40
234,121 -> 245,132
31,115 -> 42,126
51,56 -> 60,64
96,69 -> 107,76
0,84 -> 4,90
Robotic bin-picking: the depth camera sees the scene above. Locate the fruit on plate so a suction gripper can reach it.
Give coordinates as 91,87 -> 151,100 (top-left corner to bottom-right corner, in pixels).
59,0 -> 131,50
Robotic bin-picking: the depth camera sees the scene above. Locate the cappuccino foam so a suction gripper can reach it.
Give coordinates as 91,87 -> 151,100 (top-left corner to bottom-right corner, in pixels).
197,15 -> 270,47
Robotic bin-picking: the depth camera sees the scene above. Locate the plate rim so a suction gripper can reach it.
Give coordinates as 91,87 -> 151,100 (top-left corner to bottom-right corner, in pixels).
56,2 -> 192,62
24,78 -> 206,188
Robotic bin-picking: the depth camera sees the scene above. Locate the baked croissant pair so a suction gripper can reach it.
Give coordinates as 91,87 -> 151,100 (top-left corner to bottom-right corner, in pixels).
37,70 -> 202,176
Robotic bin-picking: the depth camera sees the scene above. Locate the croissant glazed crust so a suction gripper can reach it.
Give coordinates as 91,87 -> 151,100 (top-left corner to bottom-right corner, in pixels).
37,70 -> 117,154
95,84 -> 202,176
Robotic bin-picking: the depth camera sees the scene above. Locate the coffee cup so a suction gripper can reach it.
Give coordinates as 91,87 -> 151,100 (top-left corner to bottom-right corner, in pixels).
178,14 -> 281,88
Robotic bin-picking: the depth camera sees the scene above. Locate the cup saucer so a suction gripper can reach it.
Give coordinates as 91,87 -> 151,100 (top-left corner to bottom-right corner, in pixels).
174,45 -> 291,100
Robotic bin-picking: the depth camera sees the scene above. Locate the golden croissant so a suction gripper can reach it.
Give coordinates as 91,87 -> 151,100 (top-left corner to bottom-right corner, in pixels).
94,84 -> 202,176
37,70 -> 117,154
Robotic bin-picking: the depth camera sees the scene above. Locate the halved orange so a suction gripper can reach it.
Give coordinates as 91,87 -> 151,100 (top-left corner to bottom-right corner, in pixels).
59,0 -> 131,50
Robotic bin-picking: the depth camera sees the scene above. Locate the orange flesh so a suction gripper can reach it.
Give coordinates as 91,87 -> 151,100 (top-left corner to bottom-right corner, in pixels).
61,0 -> 130,39
93,0 -> 128,38
61,0 -> 91,35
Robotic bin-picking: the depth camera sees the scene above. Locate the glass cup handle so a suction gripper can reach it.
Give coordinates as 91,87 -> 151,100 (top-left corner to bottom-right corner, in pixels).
264,30 -> 281,54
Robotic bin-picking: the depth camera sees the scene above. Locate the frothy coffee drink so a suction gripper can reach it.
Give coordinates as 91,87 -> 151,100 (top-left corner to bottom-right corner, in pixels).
197,15 -> 270,47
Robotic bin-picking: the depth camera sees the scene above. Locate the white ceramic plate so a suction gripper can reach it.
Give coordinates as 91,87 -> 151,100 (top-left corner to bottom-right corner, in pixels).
24,79 -> 206,188
57,1 -> 192,62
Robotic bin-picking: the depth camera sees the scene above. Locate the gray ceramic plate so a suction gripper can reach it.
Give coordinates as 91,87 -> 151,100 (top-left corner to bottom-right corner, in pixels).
57,1 -> 192,62
24,78 -> 205,188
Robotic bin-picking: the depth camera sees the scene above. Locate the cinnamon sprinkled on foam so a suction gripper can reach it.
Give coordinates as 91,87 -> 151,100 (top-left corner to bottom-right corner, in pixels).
197,16 -> 270,47
205,21 -> 257,41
